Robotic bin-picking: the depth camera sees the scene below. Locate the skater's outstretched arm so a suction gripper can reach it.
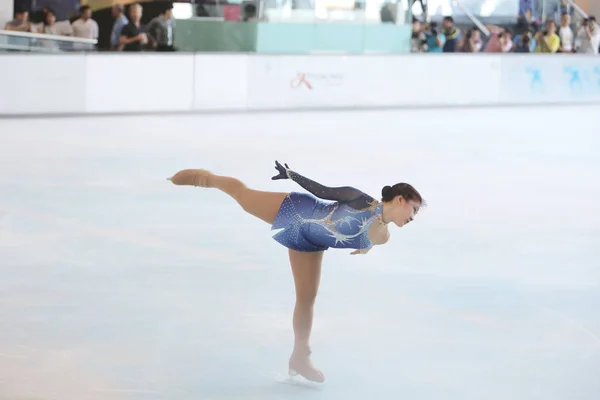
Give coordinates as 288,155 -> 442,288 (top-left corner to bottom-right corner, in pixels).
271,161 -> 375,209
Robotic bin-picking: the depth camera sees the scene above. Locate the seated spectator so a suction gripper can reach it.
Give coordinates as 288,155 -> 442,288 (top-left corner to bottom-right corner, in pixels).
578,16 -> 600,54
425,22 -> 446,53
533,19 -> 560,53
512,26 -> 536,53
147,3 -> 176,51
458,28 -> 482,52
518,0 -> 534,24
558,11 -> 574,52
119,3 -> 148,52
410,18 -> 427,53
459,27 -> 483,52
484,25 -> 513,53
42,8 -> 73,36
574,19 -> 588,51
3,6 -> 30,32
110,5 -> 128,50
72,6 -> 98,41
441,16 -> 461,52
553,0 -> 574,22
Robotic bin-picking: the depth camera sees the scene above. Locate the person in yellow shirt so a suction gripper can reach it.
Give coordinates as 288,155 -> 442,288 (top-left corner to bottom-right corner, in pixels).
534,20 -> 561,53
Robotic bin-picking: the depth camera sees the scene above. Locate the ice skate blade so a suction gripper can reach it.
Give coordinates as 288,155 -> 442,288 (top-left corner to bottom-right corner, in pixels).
288,368 -> 324,383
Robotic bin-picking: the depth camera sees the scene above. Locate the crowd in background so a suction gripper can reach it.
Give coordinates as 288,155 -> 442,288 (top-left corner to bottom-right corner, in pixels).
2,0 -> 599,54
2,2 -> 176,51
411,13 -> 600,54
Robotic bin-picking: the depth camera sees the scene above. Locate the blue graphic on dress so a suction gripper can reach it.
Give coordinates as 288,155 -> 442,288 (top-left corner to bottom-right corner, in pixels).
269,161 -> 383,252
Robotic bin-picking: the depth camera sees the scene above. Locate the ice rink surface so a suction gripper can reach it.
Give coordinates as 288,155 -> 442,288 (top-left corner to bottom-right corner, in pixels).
0,105 -> 599,400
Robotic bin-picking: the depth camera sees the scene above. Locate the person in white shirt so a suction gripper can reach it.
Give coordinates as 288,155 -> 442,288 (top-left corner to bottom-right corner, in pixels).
71,5 -> 98,50
42,9 -> 73,36
578,16 -> 600,54
558,12 -> 574,52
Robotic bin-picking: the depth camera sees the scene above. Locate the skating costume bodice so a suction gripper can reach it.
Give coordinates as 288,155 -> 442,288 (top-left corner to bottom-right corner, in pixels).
271,166 -> 384,253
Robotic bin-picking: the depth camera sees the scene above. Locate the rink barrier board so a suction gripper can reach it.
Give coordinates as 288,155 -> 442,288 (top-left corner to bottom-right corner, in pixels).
1,53 -> 600,116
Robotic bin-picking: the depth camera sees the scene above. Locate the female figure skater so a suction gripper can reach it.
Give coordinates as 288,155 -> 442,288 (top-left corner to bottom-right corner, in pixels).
168,161 -> 424,383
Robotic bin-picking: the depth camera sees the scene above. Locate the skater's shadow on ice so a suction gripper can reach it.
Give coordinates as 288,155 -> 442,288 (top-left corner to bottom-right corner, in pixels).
208,376 -> 323,400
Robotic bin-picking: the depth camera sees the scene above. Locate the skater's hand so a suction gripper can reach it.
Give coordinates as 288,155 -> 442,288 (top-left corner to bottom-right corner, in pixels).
350,248 -> 371,255
271,160 -> 291,180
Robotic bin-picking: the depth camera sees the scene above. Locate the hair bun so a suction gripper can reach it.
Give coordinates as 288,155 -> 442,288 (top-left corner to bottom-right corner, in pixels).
381,185 -> 393,200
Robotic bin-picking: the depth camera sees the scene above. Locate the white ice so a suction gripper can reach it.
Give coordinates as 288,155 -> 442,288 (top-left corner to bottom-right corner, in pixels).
0,105 -> 599,400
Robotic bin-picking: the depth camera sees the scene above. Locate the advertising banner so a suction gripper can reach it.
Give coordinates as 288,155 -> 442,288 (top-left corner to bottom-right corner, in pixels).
193,55 -> 249,111
85,54 -> 195,113
0,54 -> 86,115
246,54 -> 503,110
499,56 -> 600,105
246,55 -> 359,109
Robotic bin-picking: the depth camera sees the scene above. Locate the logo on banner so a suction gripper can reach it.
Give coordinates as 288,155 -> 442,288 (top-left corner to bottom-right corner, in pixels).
525,67 -> 543,94
290,72 -> 344,90
593,66 -> 600,89
564,66 -> 582,93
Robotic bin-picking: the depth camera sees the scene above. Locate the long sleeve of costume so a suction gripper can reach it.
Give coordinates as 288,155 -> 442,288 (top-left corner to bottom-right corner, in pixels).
286,169 -> 374,210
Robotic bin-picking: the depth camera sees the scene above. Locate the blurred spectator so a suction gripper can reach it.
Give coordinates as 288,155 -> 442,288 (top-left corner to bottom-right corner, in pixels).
457,27 -> 483,53
574,18 -> 588,51
577,16 -> 600,54
512,25 -> 536,53
558,12 -> 574,53
3,6 -> 31,32
110,5 -> 128,50
533,19 -> 560,53
242,3 -> 258,21
553,0 -> 574,22
147,3 -> 176,51
425,22 -> 446,53
410,18 -> 426,53
458,28 -> 482,52
72,6 -> 98,40
441,16 -> 461,52
119,3 -> 148,52
484,25 -> 512,53
42,8 -> 73,36
519,0 -> 533,23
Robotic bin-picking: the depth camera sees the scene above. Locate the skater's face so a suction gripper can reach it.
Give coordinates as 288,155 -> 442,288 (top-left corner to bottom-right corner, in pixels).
390,196 -> 420,227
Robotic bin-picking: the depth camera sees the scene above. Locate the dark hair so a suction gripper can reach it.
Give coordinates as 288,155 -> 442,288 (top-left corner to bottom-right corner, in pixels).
381,183 -> 425,205
79,5 -> 90,13
14,4 -> 28,13
443,16 -> 454,23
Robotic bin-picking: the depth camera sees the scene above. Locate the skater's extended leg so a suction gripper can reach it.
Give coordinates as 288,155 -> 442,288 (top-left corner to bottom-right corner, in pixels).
169,169 -> 288,224
288,249 -> 325,383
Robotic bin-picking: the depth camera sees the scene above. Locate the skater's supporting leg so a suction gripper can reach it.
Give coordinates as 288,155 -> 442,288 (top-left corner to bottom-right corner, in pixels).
288,249 -> 325,382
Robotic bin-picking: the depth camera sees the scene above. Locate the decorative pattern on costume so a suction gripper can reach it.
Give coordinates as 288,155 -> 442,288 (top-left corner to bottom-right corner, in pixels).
270,161 -> 383,252
271,192 -> 383,252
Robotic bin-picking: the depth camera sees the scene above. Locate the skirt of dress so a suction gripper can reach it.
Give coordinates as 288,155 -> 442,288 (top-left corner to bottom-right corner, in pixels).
270,192 -> 330,252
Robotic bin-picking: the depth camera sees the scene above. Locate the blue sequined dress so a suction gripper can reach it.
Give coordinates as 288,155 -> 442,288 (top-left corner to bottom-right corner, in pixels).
271,168 -> 383,252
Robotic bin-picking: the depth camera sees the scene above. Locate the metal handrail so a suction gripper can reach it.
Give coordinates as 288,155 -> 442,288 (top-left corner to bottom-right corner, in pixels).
566,0 -> 588,19
0,43 -> 57,52
0,29 -> 97,45
452,0 -> 491,37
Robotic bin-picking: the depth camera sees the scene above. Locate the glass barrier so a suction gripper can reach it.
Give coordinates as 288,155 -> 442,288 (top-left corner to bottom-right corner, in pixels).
172,0 -> 414,53
417,0 -> 518,25
0,30 -> 97,52
174,0 -> 414,24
